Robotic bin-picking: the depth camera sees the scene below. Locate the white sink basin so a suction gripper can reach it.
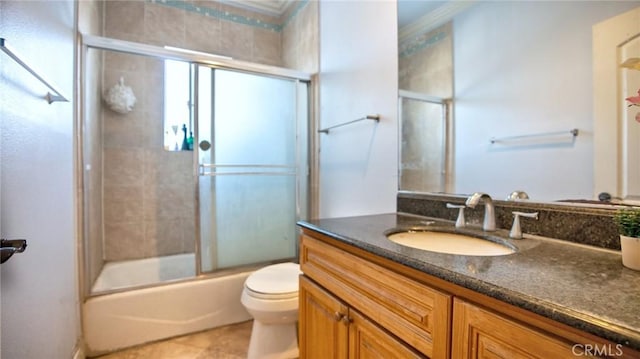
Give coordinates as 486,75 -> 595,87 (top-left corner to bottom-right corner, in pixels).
387,230 -> 515,256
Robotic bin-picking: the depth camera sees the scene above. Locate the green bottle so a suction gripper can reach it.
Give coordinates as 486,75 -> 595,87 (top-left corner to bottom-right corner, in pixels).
181,124 -> 189,151
188,132 -> 194,151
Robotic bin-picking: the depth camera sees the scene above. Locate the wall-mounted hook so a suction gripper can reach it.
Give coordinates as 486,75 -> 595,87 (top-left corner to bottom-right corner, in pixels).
1,239 -> 27,264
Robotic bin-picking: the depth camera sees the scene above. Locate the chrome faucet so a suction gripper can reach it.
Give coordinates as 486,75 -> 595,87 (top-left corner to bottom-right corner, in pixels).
465,192 -> 496,231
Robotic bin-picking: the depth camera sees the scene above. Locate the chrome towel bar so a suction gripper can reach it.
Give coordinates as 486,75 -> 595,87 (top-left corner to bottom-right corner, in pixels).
318,114 -> 380,134
490,128 -> 579,144
0,37 -> 68,104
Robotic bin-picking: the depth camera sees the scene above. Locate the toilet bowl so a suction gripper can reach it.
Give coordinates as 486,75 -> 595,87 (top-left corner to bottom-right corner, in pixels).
241,262 -> 301,359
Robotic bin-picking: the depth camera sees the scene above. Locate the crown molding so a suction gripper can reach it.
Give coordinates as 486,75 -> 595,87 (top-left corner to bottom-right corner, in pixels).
222,0 -> 295,16
399,1 -> 475,43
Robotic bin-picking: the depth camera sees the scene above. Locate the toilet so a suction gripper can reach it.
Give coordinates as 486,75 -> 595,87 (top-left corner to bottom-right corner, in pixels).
241,262 -> 301,359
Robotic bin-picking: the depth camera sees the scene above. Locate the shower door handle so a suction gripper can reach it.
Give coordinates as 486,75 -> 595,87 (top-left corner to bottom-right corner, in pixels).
199,140 -> 211,151
198,164 -> 297,177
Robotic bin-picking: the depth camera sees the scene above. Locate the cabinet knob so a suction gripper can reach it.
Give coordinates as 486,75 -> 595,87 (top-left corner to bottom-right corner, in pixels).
333,311 -> 344,322
341,315 -> 353,325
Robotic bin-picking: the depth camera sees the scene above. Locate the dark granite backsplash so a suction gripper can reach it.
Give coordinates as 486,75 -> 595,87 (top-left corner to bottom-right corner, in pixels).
397,192 -> 622,250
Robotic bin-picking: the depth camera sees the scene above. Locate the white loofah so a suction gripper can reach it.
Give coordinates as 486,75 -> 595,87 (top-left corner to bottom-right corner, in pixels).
104,77 -> 136,114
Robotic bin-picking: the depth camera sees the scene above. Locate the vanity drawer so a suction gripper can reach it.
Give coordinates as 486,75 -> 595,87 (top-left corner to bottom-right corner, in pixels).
300,234 -> 452,358
453,298 -> 583,359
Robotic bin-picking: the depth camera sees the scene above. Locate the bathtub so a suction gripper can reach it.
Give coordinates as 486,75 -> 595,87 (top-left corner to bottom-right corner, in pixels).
91,253 -> 197,292
83,254 -> 253,356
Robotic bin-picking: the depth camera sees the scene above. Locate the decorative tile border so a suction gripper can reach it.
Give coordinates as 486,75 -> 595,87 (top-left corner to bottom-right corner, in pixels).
149,0 -> 309,32
399,30 -> 448,58
281,0 -> 309,28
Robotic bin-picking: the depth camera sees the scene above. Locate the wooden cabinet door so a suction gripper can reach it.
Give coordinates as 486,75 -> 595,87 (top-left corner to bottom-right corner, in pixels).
301,234 -> 451,358
299,276 -> 349,359
452,299 -> 579,359
349,310 -> 426,359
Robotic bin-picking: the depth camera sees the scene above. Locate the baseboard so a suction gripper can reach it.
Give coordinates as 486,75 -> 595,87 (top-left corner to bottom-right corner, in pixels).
73,345 -> 85,359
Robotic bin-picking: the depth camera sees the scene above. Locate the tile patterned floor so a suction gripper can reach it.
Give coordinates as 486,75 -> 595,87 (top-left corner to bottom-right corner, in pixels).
93,321 -> 253,359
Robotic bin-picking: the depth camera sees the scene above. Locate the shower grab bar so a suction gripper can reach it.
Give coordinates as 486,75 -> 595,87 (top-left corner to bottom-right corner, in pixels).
318,114 -> 380,134
0,38 -> 69,104
490,128 -> 579,144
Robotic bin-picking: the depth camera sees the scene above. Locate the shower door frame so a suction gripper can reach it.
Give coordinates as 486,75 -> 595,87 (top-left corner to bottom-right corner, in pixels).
398,89 -> 453,194
79,34 -> 313,297
194,65 -> 310,274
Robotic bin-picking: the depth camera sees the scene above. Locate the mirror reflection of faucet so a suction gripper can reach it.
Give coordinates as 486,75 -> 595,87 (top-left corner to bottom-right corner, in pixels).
506,190 -> 529,201
465,192 -> 496,231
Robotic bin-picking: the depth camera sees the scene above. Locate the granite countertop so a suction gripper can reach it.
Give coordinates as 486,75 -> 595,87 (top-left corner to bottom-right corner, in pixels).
297,213 -> 640,351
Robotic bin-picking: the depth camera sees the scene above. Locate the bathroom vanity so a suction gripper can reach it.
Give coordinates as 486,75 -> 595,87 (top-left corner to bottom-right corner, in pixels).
297,214 -> 640,358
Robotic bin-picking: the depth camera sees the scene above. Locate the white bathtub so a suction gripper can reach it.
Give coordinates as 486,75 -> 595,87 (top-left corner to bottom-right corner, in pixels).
83,254 -> 253,356
91,253 -> 197,292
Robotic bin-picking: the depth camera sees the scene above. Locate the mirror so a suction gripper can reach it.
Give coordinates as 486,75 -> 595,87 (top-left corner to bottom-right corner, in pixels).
398,0 -> 640,204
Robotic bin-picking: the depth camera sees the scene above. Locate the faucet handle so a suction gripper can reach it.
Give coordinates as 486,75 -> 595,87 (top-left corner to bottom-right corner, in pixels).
446,203 -> 466,228
509,211 -> 539,239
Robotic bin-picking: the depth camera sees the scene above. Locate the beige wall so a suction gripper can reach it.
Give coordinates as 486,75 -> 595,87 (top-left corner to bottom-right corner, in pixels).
98,0 -> 317,262
282,0 -> 319,73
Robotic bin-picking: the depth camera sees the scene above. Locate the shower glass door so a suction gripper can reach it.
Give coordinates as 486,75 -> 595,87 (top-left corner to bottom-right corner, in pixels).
197,66 -> 308,273
398,91 -> 448,193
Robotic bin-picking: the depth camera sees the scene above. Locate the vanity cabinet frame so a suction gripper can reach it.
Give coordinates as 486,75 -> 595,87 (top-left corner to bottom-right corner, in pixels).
300,232 -> 451,358
300,275 -> 424,358
299,228 -> 640,359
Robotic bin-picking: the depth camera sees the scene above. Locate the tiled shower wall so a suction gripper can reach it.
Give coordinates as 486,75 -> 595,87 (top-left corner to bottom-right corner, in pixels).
282,1 -> 319,73
105,0 -> 283,65
399,22 -> 452,96
98,0 -> 318,262
102,51 -> 193,261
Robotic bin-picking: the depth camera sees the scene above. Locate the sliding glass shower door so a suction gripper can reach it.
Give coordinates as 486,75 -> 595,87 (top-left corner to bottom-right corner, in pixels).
398,91 -> 448,193
197,67 -> 308,273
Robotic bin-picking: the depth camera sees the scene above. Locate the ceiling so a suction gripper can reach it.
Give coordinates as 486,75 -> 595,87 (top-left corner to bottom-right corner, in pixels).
397,0 -> 447,28
224,0 -> 470,34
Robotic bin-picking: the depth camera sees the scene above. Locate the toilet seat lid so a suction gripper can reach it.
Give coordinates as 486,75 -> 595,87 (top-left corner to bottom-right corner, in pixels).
245,262 -> 301,295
